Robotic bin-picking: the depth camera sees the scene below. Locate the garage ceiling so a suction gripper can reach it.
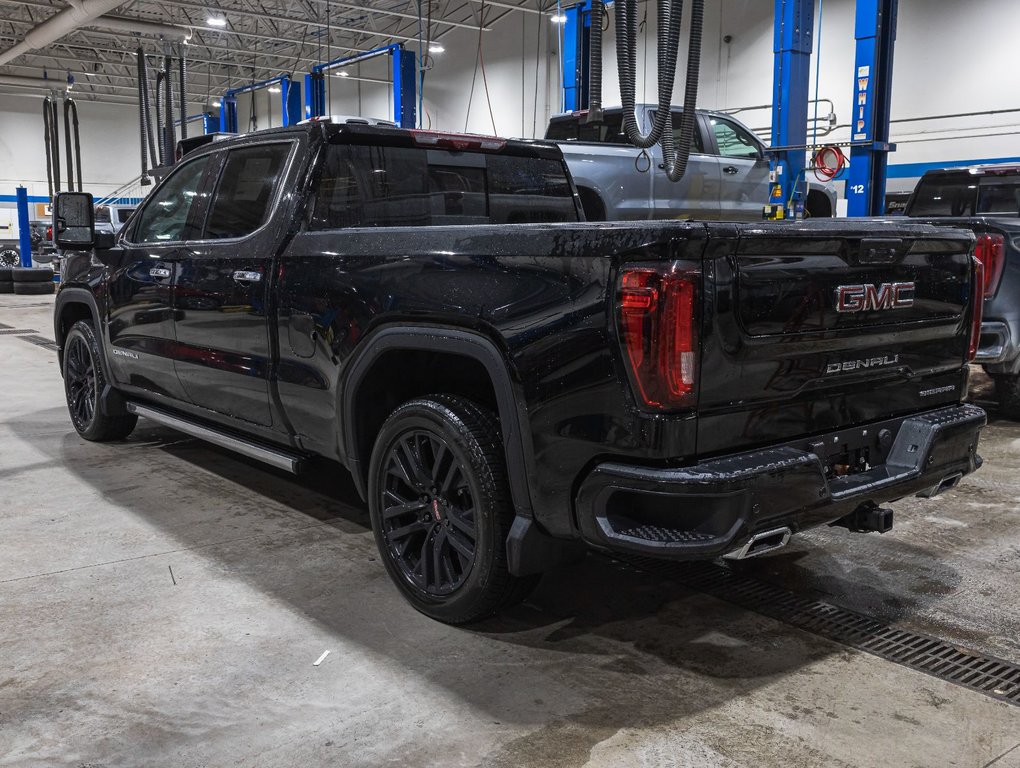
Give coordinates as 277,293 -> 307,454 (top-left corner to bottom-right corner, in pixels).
0,0 -> 551,105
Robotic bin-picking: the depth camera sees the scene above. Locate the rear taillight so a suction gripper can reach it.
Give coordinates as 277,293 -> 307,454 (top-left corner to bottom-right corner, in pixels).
618,264 -> 700,410
974,233 -> 1005,298
969,256 -> 985,362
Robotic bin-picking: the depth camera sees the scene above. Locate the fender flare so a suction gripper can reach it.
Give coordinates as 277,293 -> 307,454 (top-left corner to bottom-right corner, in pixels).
341,325 -> 535,521
54,287 -> 108,372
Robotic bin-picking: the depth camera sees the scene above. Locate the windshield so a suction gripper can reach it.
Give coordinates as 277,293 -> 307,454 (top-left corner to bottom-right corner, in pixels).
908,174 -> 1020,217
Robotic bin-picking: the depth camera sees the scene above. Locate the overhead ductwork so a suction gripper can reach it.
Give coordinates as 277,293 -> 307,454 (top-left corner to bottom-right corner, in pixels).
0,74 -> 72,90
0,0 -> 126,66
89,16 -> 192,42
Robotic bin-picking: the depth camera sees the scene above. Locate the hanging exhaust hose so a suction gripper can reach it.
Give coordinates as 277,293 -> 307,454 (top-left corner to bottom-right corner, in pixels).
615,0 -> 684,149
69,99 -> 83,192
585,0 -> 604,124
137,49 -> 150,180
606,0 -> 705,180
178,47 -> 188,142
63,99 -> 82,192
50,98 -> 61,194
658,0 -> 704,182
42,98 -> 54,199
163,55 -> 174,165
154,72 -> 165,166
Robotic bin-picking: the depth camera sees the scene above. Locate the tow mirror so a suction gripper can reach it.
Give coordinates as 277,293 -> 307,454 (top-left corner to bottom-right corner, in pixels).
52,192 -> 95,249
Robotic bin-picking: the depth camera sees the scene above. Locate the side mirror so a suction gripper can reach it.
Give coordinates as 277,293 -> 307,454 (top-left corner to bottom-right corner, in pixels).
52,192 -> 95,249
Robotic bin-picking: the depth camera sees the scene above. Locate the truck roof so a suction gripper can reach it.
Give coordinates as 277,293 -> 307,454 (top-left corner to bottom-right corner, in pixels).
921,163 -> 1020,178
179,119 -> 565,162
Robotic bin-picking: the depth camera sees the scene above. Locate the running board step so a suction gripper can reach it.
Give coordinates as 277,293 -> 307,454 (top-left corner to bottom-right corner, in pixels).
126,402 -> 307,474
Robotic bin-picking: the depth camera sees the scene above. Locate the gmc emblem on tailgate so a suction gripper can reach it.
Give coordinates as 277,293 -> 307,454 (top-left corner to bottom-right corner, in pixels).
835,282 -> 915,313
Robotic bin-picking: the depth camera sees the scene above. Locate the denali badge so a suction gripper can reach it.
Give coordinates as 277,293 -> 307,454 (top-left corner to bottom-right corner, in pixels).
826,355 -> 899,374
835,282 -> 915,313
111,349 -> 139,360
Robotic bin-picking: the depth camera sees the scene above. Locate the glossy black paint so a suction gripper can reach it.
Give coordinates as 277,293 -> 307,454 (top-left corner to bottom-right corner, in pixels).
54,122 -> 984,564
904,215 -> 1020,375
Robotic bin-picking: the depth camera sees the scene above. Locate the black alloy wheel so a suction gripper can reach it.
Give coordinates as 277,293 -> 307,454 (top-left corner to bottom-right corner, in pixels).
61,320 -> 137,441
381,429 -> 478,596
368,395 -> 540,624
64,332 -> 97,433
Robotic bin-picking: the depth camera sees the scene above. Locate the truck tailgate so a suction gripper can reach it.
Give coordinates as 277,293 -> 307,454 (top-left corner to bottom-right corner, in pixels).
697,221 -> 976,456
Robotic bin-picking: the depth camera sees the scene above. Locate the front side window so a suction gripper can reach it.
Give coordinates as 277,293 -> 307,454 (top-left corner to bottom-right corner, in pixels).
710,117 -> 762,160
133,156 -> 211,243
203,143 -> 292,239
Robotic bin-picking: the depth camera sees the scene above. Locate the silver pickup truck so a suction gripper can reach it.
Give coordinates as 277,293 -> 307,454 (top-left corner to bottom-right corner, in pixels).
546,106 -> 837,222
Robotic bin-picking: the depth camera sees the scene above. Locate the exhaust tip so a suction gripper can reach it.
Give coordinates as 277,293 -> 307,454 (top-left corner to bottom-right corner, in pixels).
723,527 -> 792,560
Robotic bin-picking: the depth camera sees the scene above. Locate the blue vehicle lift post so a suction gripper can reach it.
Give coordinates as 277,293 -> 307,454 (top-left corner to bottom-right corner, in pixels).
845,0 -> 899,216
304,44 -> 417,128
218,75 -> 302,133
176,113 -> 217,134
769,0 -> 814,220
15,186 -> 31,267
561,1 -> 592,112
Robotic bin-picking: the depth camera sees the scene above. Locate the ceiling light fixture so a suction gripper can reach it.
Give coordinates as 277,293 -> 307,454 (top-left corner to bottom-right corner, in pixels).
206,15 -> 227,27
428,44 -> 445,54
336,71 -> 350,77
550,13 -> 568,23
268,86 -> 281,93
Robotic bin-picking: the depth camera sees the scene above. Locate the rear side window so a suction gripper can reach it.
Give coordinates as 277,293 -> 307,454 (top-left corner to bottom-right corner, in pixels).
310,144 -> 579,229
203,143 -> 291,239
651,112 -> 705,154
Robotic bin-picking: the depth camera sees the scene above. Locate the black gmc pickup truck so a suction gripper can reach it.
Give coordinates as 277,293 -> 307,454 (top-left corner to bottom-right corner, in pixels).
904,164 -> 1020,416
52,121 -> 986,624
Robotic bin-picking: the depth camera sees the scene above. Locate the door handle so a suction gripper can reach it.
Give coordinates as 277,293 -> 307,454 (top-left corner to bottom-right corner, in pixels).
232,270 -> 262,284
723,166 -> 739,175
149,267 -> 171,279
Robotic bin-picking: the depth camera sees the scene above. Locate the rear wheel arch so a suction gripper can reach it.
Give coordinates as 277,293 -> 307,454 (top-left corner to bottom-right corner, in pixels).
341,327 -> 534,520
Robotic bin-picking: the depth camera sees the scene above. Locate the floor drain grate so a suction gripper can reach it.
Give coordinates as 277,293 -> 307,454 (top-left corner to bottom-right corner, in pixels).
618,557 -> 1020,708
18,334 -> 59,352
0,328 -> 37,335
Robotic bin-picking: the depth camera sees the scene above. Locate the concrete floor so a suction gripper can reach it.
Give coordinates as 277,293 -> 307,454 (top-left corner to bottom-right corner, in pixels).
1,293 -> 1019,768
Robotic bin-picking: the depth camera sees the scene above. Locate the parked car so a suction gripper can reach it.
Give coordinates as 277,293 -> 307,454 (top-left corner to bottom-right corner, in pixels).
546,106 -> 838,221
902,164 -> 1020,416
52,121 -> 984,624
94,204 -> 137,236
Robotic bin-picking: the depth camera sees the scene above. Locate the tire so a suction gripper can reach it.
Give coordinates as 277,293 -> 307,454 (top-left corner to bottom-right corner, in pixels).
0,248 -> 19,268
368,395 -> 540,624
13,281 -> 55,295
0,281 -> 12,294
994,374 -> 1020,420
62,320 -> 137,441
12,267 -> 54,283
0,267 -> 12,281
